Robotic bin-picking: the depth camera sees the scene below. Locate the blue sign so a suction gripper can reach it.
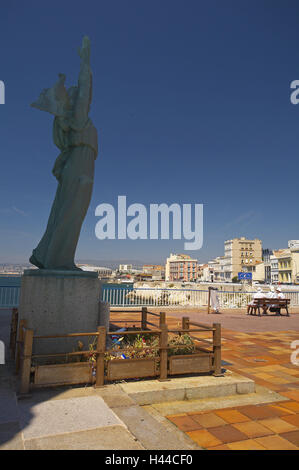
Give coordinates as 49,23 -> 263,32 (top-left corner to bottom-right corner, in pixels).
238,272 -> 252,280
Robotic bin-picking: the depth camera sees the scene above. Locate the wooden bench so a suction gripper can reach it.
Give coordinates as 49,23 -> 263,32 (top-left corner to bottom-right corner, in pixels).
247,298 -> 290,317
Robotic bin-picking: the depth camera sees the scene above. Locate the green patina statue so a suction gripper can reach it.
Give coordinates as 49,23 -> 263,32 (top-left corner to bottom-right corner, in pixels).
30,37 -> 98,270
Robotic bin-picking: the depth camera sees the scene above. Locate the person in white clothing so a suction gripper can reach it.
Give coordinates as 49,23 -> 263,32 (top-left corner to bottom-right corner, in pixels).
267,286 -> 275,299
276,287 -> 285,299
247,287 -> 266,314
269,287 -> 285,315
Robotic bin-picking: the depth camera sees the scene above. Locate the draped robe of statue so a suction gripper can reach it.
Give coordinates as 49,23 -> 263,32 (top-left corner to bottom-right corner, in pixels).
30,37 -> 98,270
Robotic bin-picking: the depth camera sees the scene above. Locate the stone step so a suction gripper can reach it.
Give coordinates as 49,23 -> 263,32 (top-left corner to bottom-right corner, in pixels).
119,370 -> 255,405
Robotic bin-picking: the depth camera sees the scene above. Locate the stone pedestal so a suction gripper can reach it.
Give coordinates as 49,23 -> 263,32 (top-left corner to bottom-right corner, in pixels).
98,301 -> 110,331
19,269 -> 102,357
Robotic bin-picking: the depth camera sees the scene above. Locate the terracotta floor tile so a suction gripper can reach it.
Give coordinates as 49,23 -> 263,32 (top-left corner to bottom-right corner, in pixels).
214,409 -> 250,424
190,412 -> 227,428
279,368 -> 299,376
206,444 -> 230,450
186,429 -> 222,448
280,390 -> 299,402
237,405 -> 282,420
280,430 -> 299,447
268,403 -> 296,416
278,401 -> 299,413
259,417 -> 297,434
227,439 -> 266,450
281,414 -> 299,427
255,435 -> 299,450
208,424 -> 248,443
167,415 -> 201,432
254,373 -> 275,380
266,377 -> 292,385
233,420 -> 274,438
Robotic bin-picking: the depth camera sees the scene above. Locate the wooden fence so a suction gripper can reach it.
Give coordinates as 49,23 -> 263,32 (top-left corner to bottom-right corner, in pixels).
11,308 -> 222,395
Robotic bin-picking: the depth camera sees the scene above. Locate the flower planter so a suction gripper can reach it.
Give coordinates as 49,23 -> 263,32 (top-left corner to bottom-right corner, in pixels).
34,362 -> 94,387
169,353 -> 212,375
107,357 -> 158,381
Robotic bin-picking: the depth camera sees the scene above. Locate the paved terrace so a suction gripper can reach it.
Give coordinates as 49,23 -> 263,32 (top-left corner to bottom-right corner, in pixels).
0,307 -> 298,450
140,307 -> 299,450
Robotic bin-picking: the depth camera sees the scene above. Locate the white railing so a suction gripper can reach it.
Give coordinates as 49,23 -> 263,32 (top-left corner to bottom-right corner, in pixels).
103,287 -> 299,308
1,285 -> 299,309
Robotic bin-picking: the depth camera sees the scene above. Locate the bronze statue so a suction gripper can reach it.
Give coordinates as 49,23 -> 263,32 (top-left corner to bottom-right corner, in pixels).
30,37 -> 98,270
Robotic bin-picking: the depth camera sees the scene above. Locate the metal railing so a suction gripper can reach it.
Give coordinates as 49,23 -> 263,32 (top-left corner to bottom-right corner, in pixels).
1,285 -> 299,308
0,286 -> 20,308
103,287 -> 299,308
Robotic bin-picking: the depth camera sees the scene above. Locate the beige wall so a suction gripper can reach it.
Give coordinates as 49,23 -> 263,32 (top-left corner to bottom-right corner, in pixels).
226,237 -> 262,280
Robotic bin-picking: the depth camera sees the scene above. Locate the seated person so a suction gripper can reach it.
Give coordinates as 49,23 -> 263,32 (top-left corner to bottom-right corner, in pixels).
269,287 -> 285,315
267,286 -> 275,299
247,287 -> 266,314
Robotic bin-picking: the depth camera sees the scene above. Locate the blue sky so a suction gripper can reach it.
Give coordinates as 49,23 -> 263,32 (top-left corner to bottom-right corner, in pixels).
0,0 -> 299,265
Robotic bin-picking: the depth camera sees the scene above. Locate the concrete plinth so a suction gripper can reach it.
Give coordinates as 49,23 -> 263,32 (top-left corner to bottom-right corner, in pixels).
98,301 -> 110,331
19,269 -> 102,356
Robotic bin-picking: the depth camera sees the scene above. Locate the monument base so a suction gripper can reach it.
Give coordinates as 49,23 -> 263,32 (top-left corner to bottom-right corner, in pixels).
19,269 -> 102,357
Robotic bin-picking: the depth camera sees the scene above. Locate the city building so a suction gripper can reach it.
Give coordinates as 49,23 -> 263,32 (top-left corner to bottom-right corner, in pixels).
242,261 -> 265,283
119,264 -> 133,272
270,251 -> 280,284
213,256 -> 227,282
262,248 -> 273,283
224,237 -> 262,281
79,265 -> 113,278
288,240 -> 299,251
277,248 -> 299,284
142,265 -> 165,280
165,253 -> 198,282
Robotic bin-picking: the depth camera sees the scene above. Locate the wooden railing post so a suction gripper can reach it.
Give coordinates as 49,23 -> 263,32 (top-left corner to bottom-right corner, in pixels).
141,307 -> 147,330
159,311 -> 166,328
95,326 -> 106,388
182,316 -> 189,331
19,328 -> 34,395
159,324 -> 168,381
213,323 -> 222,376
16,319 -> 26,374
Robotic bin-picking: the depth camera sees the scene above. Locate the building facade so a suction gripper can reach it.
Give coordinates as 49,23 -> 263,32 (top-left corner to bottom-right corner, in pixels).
270,252 -> 279,284
224,237 -> 262,281
263,248 -> 273,284
142,265 -> 165,280
165,253 -> 198,282
119,264 -> 133,272
277,249 -> 299,284
242,261 -> 265,282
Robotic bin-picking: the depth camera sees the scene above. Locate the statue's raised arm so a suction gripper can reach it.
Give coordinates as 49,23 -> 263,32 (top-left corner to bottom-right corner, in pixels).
73,36 -> 92,128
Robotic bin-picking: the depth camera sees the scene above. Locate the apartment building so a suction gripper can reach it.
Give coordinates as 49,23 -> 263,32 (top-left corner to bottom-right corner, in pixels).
263,248 -> 273,283
198,263 -> 211,282
213,256 -> 227,282
224,237 -> 262,281
165,253 -> 198,282
277,249 -> 299,284
270,252 -> 280,284
119,264 -> 133,272
242,261 -> 265,282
